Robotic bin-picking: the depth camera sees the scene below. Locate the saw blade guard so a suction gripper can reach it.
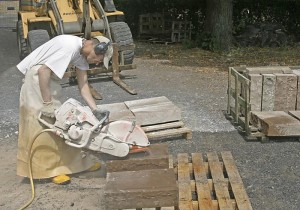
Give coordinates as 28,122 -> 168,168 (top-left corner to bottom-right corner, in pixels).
102,120 -> 150,147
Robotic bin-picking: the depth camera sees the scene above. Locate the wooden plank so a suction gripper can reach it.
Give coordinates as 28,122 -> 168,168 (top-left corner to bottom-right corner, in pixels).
124,96 -> 181,125
174,162 -> 225,176
251,111 -> 300,136
142,121 -> 185,132
63,64 -> 137,78
192,153 -> 214,210
292,70 -> 300,110
221,152 -> 253,210
177,153 -> 193,210
207,152 -> 233,210
146,127 -> 192,140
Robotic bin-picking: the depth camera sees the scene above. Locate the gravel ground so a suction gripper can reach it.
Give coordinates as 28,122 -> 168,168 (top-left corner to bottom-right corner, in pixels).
0,29 -> 299,210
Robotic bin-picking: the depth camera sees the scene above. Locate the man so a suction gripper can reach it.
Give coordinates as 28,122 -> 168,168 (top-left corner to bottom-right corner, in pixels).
16,35 -> 113,184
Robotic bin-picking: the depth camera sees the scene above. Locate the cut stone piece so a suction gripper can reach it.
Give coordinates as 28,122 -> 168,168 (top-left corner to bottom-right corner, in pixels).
106,143 -> 169,173
104,168 -> 178,209
251,111 -> 300,136
261,74 -> 276,111
124,96 -> 181,125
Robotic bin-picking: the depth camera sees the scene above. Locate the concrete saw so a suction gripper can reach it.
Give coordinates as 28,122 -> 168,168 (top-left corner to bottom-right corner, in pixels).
38,98 -> 150,157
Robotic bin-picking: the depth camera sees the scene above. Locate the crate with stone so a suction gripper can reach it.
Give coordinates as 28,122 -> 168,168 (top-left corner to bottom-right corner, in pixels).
227,65 -> 300,141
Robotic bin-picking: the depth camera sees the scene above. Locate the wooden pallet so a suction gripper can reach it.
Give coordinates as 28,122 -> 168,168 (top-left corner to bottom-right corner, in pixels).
126,152 -> 252,210
173,151 -> 253,210
142,121 -> 192,141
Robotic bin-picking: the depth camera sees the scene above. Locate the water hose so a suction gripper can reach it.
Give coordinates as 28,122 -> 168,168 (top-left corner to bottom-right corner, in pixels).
18,128 -> 56,210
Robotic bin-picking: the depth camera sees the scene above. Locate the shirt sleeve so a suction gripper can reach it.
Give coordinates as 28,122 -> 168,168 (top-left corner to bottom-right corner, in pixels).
44,52 -> 72,79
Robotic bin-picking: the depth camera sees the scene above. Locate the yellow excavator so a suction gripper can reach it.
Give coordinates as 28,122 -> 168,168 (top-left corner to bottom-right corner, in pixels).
17,0 -> 136,98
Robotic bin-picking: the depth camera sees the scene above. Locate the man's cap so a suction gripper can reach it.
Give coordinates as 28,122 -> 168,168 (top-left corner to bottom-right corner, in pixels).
93,36 -> 113,69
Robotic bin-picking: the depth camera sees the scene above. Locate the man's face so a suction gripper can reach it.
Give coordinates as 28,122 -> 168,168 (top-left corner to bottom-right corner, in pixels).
86,50 -> 104,65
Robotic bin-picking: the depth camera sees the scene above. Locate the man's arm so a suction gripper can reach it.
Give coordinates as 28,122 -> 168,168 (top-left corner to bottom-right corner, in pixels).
38,64 -> 52,102
76,68 -> 98,110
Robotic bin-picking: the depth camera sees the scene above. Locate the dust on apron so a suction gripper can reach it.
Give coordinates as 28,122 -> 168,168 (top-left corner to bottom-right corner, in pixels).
17,65 -> 93,179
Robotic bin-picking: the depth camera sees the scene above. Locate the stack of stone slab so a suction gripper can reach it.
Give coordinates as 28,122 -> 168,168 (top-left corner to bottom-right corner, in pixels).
103,144 -> 178,210
96,96 -> 192,141
243,66 -> 300,112
242,66 -> 300,137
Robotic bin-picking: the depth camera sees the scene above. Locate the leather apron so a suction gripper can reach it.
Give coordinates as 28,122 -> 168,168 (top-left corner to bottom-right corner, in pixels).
17,65 -> 93,179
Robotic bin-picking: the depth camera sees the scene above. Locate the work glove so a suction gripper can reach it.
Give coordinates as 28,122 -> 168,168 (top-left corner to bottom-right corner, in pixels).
92,108 -> 110,123
41,101 -> 56,118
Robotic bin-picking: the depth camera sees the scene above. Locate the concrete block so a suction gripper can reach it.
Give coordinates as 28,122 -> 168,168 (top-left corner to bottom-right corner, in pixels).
104,169 -> 178,209
261,74 -> 276,111
106,144 -> 169,173
274,74 -> 297,111
248,74 -> 262,111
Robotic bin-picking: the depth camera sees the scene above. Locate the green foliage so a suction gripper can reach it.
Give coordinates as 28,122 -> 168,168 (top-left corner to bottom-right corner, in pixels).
182,39 -> 197,49
193,32 -> 214,51
114,0 -> 300,50
233,0 -> 300,38
114,0 -> 206,37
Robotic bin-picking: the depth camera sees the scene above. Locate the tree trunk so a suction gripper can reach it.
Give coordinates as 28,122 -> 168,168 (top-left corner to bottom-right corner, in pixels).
204,0 -> 233,51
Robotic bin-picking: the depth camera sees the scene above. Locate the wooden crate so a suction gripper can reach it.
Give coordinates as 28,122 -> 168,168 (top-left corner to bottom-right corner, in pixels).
173,151 -> 253,210
171,21 -> 192,43
226,65 -> 300,141
139,13 -> 169,36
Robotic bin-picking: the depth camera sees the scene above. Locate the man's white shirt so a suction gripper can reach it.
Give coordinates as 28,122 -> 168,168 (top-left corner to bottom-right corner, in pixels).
17,35 -> 89,79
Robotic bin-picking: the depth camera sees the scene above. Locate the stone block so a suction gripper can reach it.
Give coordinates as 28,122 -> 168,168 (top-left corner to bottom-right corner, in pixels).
245,66 -> 292,75
261,74 -> 276,111
274,74 -> 297,111
248,74 -> 262,111
251,111 -> 300,136
106,143 -> 169,173
104,169 -> 178,209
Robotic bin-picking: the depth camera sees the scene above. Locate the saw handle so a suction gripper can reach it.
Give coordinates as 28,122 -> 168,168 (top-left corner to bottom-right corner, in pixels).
38,112 -> 55,129
95,110 -> 110,127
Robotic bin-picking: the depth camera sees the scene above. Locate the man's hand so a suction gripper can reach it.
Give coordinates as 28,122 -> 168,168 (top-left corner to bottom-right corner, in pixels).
92,108 -> 110,123
41,101 -> 56,118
